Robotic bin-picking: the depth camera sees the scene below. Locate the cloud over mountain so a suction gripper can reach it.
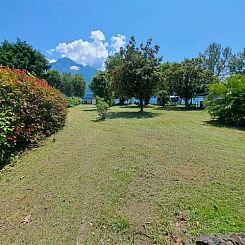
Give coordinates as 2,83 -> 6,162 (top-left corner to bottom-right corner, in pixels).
48,30 -> 126,70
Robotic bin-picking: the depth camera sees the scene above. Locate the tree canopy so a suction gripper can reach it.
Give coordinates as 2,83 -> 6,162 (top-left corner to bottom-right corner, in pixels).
90,71 -> 113,105
0,39 -> 49,78
109,36 -> 161,112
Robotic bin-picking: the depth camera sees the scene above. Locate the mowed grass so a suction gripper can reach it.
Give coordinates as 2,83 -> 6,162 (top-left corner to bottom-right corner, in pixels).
0,105 -> 244,244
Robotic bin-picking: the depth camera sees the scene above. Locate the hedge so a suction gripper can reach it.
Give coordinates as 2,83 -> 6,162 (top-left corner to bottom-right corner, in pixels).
0,67 -> 67,163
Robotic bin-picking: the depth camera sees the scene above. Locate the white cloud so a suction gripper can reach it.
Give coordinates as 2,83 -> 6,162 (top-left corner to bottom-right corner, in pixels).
111,34 -> 126,52
90,30 -> 105,41
49,30 -> 126,70
70,65 -> 80,71
47,58 -> 57,64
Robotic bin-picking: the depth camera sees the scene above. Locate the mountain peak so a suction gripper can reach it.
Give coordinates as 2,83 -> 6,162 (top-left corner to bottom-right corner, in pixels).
51,57 -> 97,83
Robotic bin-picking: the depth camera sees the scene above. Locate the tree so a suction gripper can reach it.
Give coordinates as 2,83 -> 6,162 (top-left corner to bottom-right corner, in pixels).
61,73 -> 86,97
199,42 -> 232,77
0,39 -> 49,78
116,36 -> 162,112
166,59 -> 215,109
206,75 -> 245,126
105,53 -> 126,105
90,71 -> 113,105
45,70 -> 62,89
156,62 -> 176,106
229,49 -> 245,75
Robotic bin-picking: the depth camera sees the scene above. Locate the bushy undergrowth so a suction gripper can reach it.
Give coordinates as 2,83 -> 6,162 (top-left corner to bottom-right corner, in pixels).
0,67 -> 67,163
66,96 -> 81,108
206,75 -> 245,127
96,97 -> 109,120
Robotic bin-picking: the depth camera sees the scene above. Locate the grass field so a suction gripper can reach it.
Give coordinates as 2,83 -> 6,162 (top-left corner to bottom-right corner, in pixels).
0,105 -> 244,244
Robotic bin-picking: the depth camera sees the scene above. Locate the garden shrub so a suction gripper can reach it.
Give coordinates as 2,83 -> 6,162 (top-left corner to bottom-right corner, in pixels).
205,74 -> 245,127
96,97 -> 109,120
66,96 -> 81,108
0,67 -> 67,163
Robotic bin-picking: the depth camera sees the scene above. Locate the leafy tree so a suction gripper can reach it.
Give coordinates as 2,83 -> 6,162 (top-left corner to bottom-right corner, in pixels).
105,53 -> 126,105
90,71 -> 113,105
61,73 -> 86,97
166,59 -> 215,109
116,36 -> 162,112
156,62 -> 176,106
199,42 -> 232,77
229,49 -> 245,75
45,70 -> 62,89
205,75 -> 245,126
0,39 -> 49,78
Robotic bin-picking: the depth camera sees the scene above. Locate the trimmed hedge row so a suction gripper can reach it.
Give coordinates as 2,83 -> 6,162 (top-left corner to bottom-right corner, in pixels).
0,67 -> 67,162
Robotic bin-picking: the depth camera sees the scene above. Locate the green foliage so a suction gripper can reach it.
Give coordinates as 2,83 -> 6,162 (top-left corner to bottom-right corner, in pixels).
0,67 -> 67,163
0,111 -> 15,161
157,90 -> 169,107
90,71 -> 113,105
199,42 -> 232,77
61,73 -> 86,98
229,48 -> 245,75
45,70 -> 62,89
96,97 -> 109,120
66,97 -> 81,107
206,75 -> 245,126
162,59 -> 215,108
0,39 -> 49,78
107,37 -> 161,112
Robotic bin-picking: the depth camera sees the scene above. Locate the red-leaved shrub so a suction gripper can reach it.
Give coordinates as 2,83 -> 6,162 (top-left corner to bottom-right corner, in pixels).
0,67 -> 67,162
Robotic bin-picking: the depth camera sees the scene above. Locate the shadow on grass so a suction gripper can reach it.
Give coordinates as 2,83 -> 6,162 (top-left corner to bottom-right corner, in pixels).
108,111 -> 159,120
82,108 -> 97,112
203,120 -> 245,131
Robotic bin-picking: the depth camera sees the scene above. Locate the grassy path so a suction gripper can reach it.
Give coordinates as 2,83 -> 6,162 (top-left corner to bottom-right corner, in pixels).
0,105 -> 244,244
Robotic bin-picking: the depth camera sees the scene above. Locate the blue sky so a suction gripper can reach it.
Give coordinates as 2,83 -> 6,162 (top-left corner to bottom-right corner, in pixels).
1,0 -> 245,69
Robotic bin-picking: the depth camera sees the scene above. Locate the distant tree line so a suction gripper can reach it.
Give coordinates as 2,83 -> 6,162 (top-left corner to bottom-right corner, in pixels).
0,39 -> 86,98
0,38 -> 244,126
90,38 -> 244,125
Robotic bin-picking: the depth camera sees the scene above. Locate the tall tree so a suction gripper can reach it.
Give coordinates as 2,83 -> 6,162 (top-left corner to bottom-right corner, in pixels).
105,53 -> 126,105
117,36 -> 162,112
229,49 -> 245,75
0,39 -> 49,78
167,58 -> 215,109
61,73 -> 86,97
199,42 -> 232,77
45,70 -> 62,89
90,71 -> 113,105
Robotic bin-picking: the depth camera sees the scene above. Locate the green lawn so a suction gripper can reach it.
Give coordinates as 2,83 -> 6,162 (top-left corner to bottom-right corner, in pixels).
0,105 -> 244,244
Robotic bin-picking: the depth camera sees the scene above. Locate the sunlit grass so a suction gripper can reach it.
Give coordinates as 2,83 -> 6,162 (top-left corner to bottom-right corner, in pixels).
0,104 -> 244,244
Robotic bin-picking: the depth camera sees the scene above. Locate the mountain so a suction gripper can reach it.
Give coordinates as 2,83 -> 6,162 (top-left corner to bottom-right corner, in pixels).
50,57 -> 97,99
51,57 -> 97,83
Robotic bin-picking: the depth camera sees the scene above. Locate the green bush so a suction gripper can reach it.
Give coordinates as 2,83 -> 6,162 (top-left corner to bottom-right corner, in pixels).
0,67 -> 67,163
66,97 -> 81,108
206,75 -> 245,126
96,97 -> 109,120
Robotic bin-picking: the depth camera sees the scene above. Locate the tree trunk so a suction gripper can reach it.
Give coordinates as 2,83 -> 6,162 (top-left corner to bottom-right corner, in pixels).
185,99 -> 189,109
144,97 -> 150,106
139,98 -> 144,112
119,97 -> 125,105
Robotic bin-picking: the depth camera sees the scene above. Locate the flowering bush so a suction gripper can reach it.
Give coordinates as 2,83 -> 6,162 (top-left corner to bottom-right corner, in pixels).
0,67 -> 67,162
